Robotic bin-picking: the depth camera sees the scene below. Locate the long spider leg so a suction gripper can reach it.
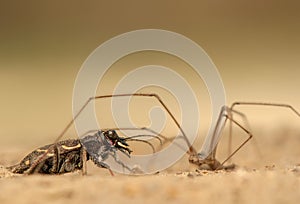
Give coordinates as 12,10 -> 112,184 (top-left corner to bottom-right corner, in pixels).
27,97 -> 94,173
218,112 -> 253,168
102,127 -> 169,142
211,102 -> 300,159
228,102 -> 300,165
30,93 -> 190,174
231,102 -> 300,117
216,102 -> 300,169
103,127 -> 191,154
189,105 -> 252,170
81,128 -> 165,146
125,138 -> 156,153
93,94 -> 197,155
227,108 -> 256,164
124,134 -> 162,146
187,106 -> 228,169
199,106 -> 228,160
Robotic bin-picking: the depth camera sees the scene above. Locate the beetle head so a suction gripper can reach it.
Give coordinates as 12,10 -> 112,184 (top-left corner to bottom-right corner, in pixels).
103,130 -> 132,155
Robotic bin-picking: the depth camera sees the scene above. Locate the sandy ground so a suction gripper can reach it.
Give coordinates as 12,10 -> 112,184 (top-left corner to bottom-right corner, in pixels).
1,129 -> 300,204
1,165 -> 300,204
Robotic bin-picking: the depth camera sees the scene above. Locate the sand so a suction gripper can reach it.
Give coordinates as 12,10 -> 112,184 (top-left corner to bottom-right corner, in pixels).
1,140 -> 300,204
1,165 -> 300,204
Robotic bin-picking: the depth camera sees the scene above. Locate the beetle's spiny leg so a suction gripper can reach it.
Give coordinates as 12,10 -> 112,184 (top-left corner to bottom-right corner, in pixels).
51,144 -> 59,173
108,151 -> 132,172
26,157 -> 45,174
81,148 -> 87,176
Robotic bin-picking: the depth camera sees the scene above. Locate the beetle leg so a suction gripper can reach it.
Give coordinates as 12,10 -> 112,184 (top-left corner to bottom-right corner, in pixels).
81,148 -> 87,176
50,144 -> 59,173
25,157 -> 46,174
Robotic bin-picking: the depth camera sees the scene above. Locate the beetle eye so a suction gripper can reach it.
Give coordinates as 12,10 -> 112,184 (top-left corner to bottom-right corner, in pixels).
106,130 -> 117,140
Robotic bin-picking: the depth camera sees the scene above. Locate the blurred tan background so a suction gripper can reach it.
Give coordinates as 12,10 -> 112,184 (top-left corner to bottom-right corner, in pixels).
0,0 -> 300,160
